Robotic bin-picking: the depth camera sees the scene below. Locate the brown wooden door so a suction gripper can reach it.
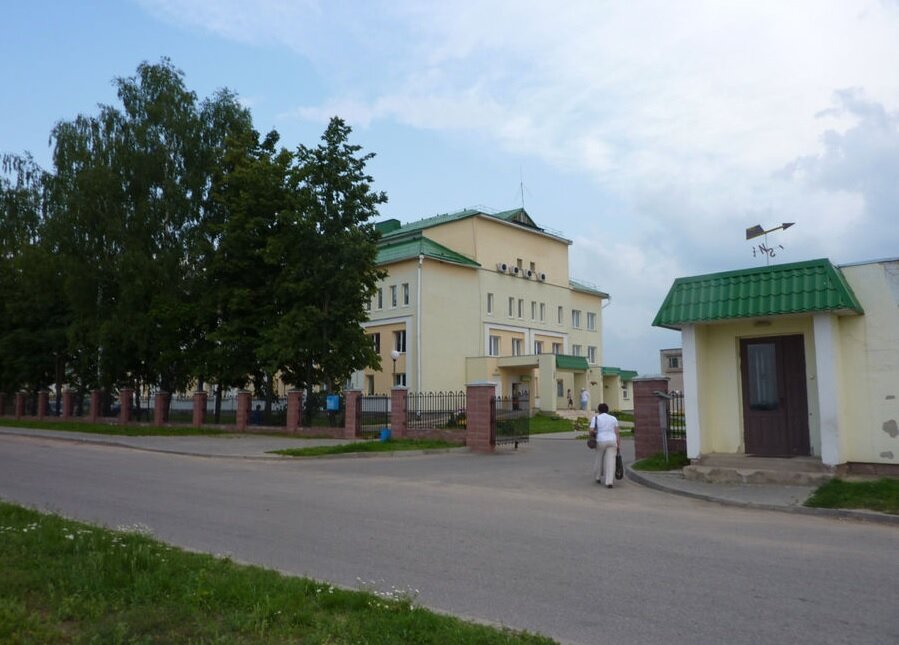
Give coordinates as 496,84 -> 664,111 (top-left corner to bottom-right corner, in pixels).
740,335 -> 810,457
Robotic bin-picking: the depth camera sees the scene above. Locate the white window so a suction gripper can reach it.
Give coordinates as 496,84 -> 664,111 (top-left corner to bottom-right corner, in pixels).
512,338 -> 523,356
540,303 -> 545,322
377,288 -> 383,309
572,344 -> 582,356
552,342 -> 562,355
587,312 -> 596,330
489,335 -> 501,356
556,380 -> 564,397
508,297 -> 515,317
394,372 -> 406,387
517,298 -> 524,318
487,293 -> 494,315
557,306 -> 563,324
394,330 -> 406,353
371,333 -> 381,354
390,285 -> 397,307
402,283 -> 410,306
622,387 -> 629,400
668,356 -> 680,369
572,310 -> 581,328
535,340 -> 544,354
366,375 -> 375,395
587,346 -> 596,363
531,301 -> 536,320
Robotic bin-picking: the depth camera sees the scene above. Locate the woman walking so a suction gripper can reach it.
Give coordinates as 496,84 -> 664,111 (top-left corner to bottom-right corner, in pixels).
590,403 -> 620,488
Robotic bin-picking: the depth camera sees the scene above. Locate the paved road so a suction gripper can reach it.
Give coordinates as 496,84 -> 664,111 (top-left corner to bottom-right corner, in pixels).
1,431 -> 897,645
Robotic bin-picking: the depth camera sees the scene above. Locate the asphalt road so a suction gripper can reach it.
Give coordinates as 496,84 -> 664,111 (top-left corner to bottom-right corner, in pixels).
1,431 -> 897,645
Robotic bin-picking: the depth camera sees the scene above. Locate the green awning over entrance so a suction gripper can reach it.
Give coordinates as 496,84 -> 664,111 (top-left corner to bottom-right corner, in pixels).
555,354 -> 589,370
652,258 -> 864,330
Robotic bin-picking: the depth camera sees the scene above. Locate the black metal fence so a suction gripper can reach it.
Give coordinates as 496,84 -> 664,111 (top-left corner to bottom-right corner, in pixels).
491,395 -> 529,448
666,391 -> 686,441
357,394 -> 390,438
405,391 -> 466,430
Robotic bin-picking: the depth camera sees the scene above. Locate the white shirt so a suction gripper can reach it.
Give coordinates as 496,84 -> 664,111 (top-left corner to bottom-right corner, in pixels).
590,412 -> 619,443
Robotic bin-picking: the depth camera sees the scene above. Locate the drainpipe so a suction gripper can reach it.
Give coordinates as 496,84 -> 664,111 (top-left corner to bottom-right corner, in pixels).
417,253 -> 423,392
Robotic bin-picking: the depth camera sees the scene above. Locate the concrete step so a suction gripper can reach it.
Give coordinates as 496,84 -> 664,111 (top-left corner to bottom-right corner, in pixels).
684,454 -> 834,486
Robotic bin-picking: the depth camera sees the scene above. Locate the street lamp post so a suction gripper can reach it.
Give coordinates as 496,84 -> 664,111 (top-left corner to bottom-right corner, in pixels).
390,349 -> 400,386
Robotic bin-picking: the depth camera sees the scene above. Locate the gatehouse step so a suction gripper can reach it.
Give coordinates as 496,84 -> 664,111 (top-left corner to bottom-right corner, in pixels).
684,454 -> 835,486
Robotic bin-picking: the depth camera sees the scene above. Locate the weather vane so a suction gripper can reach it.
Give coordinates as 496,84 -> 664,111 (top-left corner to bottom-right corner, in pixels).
746,222 -> 794,266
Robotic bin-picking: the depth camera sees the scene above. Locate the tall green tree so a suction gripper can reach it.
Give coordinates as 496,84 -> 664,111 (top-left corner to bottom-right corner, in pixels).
263,117 -> 386,420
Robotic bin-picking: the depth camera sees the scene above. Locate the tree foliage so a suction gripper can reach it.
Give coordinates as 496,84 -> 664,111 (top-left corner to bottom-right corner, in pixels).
0,61 -> 386,410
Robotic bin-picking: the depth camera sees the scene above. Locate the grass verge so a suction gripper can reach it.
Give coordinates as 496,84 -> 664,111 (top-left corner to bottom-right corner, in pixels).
632,452 -> 690,471
0,501 -> 554,644
528,414 -> 574,435
272,438 -> 461,457
804,478 -> 899,515
0,418 -> 227,436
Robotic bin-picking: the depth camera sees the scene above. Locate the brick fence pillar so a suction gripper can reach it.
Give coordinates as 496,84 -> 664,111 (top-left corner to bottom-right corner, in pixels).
344,390 -> 361,439
89,389 -> 102,423
633,377 -> 669,460
236,391 -> 251,431
62,390 -> 74,420
118,388 -> 133,425
154,391 -> 170,426
286,390 -> 302,432
466,383 -> 496,453
15,392 -> 26,419
192,391 -> 207,428
37,390 -> 49,420
390,387 -> 407,439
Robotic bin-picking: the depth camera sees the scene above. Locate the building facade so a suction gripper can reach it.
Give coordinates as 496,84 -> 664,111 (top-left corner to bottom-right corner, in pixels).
353,208 -> 608,412
659,347 -> 684,393
653,257 -> 899,472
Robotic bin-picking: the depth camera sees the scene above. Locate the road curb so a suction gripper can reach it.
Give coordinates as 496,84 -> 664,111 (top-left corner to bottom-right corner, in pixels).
626,466 -> 899,526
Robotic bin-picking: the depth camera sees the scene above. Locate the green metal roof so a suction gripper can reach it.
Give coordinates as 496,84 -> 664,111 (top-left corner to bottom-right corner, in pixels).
376,234 -> 480,268
602,367 -> 638,381
555,354 -> 589,370
379,207 -> 546,240
569,279 -> 610,299
652,258 -> 864,330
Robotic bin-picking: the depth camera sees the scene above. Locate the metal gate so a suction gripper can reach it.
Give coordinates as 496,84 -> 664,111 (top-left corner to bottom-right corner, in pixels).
357,394 -> 390,439
657,390 -> 686,458
491,395 -> 529,449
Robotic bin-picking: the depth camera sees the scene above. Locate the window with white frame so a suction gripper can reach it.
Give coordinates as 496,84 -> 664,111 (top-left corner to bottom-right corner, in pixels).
489,335 -> 501,356
540,303 -> 545,322
622,387 -> 629,400
518,298 -> 524,318
668,356 -> 680,369
377,288 -> 383,309
572,310 -> 581,328
587,346 -> 596,363
552,342 -> 562,355
394,372 -> 406,387
508,297 -> 515,317
393,330 -> 406,353
531,301 -> 536,320
487,292 -> 494,315
557,306 -> 563,324
511,338 -> 523,356
534,340 -> 544,354
572,344 -> 582,356
402,283 -> 409,306
587,312 -> 596,330
556,380 -> 564,397
390,285 -> 397,307
371,332 -> 381,354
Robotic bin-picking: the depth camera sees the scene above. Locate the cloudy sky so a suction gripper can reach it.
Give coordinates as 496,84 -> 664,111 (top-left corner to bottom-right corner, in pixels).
3,1 -> 898,374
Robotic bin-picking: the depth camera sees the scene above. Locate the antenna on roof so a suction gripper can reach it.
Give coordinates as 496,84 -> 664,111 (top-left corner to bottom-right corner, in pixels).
746,222 -> 794,266
520,167 -> 525,210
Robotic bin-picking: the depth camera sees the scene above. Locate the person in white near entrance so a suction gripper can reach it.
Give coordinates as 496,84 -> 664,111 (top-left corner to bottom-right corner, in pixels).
590,403 -> 620,488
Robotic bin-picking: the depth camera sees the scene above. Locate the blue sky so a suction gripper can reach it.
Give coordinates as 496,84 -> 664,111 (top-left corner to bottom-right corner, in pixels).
3,1 -> 899,375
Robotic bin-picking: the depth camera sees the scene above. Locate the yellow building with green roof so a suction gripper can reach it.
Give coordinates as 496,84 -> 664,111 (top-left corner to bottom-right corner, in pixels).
351,208 -> 608,413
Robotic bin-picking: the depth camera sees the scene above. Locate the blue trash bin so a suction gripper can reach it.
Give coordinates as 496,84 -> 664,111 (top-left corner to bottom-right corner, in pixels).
379,428 -> 392,442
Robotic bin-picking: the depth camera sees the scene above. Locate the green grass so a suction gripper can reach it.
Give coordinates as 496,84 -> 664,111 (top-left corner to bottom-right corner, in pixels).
632,452 -> 690,471
804,478 -> 899,515
272,438 -> 462,457
528,413 -> 574,435
0,418 -> 227,437
0,501 -> 555,644
610,410 -> 634,423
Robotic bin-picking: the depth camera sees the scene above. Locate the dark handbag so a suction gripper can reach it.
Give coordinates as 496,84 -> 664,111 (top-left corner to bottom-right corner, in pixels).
615,454 -> 624,480
587,437 -> 597,449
